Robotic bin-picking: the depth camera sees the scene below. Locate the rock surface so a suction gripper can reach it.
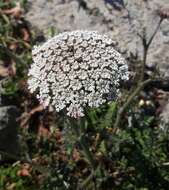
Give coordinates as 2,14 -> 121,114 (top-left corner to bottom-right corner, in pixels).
0,106 -> 20,160
25,0 -> 169,76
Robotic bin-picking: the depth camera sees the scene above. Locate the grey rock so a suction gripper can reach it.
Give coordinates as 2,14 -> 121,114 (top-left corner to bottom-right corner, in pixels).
25,0 -> 169,77
0,106 -> 20,160
26,0 -> 108,33
160,101 -> 169,129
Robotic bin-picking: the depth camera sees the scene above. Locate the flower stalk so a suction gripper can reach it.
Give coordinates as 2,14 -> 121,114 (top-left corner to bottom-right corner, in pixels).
69,118 -> 96,170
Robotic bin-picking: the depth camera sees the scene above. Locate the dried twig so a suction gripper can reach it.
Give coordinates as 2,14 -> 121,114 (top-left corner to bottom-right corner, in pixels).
140,18 -> 163,82
114,16 -> 164,129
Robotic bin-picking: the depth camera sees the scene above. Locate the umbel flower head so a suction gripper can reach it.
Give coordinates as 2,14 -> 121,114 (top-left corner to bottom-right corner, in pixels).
28,30 -> 129,118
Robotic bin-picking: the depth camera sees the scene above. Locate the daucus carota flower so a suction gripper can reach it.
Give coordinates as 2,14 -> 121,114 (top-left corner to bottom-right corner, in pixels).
28,30 -> 129,118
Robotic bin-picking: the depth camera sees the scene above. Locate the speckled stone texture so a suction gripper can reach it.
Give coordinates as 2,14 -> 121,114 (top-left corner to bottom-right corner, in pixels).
25,0 -> 169,76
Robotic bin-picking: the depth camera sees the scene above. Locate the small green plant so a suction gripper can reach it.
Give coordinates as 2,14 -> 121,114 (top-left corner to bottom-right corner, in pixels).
0,165 -> 31,190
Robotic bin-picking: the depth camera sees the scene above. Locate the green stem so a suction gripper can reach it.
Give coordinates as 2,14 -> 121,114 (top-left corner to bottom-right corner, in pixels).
71,121 -> 96,170
114,79 -> 152,129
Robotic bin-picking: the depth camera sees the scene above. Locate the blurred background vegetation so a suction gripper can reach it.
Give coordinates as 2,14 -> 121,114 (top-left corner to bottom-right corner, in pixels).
0,0 -> 169,190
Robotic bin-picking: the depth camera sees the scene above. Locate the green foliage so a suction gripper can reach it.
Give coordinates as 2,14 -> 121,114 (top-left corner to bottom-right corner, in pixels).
0,165 -> 32,190
86,102 -> 117,129
0,0 -> 32,98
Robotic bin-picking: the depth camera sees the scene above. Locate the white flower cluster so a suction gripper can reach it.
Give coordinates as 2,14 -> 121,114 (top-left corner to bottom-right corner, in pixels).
28,30 -> 129,118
